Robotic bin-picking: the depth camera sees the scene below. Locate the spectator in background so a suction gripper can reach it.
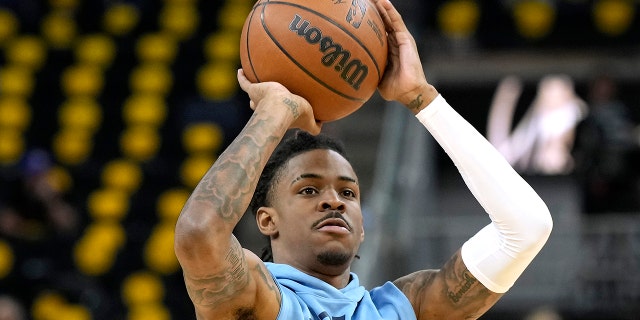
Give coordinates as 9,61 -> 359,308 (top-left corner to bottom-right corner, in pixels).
572,75 -> 640,213
487,75 -> 587,175
0,149 -> 78,241
0,295 -> 26,320
0,149 -> 80,306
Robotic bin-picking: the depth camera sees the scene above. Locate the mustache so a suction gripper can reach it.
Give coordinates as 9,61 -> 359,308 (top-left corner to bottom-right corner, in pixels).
311,211 -> 352,230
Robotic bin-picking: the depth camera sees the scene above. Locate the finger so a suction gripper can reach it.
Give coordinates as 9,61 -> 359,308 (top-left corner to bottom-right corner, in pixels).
376,0 -> 408,33
237,69 -> 251,92
308,121 -> 323,136
374,0 -> 392,32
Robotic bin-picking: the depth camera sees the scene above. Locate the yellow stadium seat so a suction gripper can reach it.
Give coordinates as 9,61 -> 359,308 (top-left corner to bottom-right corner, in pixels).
121,271 -> 165,306
103,3 -> 140,36
0,9 -> 18,46
158,3 -> 199,40
144,223 -> 179,274
513,0 -> 556,39
0,240 -> 14,279
119,125 -> 161,162
179,154 -> 216,188
129,63 -> 173,96
61,64 -> 104,97
75,246 -> 115,276
52,128 -> 92,166
0,65 -> 34,97
31,292 -> 67,320
56,304 -> 91,320
41,11 -> 77,49
87,188 -> 130,221
135,33 -> 177,64
82,222 -> 126,250
437,0 -> 480,39
58,97 -> 102,132
203,30 -> 240,62
0,129 -> 25,165
122,93 -> 167,127
127,304 -> 171,320
101,159 -> 143,194
593,0 -> 635,36
196,62 -> 238,101
75,34 -> 116,68
0,96 -> 31,131
182,122 -> 224,154
73,221 -> 125,275
5,35 -> 47,70
156,188 -> 190,222
217,2 -> 253,31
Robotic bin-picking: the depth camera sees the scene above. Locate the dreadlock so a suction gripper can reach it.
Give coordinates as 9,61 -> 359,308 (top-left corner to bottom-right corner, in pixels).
248,129 -> 348,262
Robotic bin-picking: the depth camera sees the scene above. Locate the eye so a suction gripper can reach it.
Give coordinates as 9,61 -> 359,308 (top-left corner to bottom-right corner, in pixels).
299,187 -> 318,195
341,189 -> 357,198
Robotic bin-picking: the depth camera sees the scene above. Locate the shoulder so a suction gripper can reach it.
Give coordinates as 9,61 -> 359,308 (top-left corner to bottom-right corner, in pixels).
393,269 -> 440,303
391,269 -> 440,318
188,250 -> 282,320
245,251 -> 282,318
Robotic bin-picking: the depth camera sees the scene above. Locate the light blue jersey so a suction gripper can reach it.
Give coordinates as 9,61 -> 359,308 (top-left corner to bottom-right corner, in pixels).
266,263 -> 417,320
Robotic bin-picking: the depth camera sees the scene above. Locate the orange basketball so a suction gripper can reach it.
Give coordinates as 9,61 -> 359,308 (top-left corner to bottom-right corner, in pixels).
240,0 -> 388,121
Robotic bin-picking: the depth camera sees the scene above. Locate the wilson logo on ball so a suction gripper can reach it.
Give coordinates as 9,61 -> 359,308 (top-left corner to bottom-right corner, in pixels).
289,14 -> 369,90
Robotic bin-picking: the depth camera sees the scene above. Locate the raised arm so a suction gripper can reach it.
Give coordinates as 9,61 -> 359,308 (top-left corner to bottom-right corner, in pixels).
402,93 -> 552,319
174,70 -> 320,319
374,1 -> 552,319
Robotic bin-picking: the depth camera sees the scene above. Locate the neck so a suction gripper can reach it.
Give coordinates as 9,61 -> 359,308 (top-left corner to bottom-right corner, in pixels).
307,264 -> 352,289
274,258 -> 353,289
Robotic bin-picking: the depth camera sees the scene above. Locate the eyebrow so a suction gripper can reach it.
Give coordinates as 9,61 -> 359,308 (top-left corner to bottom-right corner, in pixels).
291,173 -> 358,185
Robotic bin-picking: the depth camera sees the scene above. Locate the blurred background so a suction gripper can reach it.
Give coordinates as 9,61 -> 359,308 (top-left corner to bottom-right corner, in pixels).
0,0 -> 638,319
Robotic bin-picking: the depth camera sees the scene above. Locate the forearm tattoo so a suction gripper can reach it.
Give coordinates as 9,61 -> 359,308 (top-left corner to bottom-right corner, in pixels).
184,239 -> 250,307
188,116 -> 279,222
283,97 -> 300,118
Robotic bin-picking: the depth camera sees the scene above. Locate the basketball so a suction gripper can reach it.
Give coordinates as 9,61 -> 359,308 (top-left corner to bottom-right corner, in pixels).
240,0 -> 388,121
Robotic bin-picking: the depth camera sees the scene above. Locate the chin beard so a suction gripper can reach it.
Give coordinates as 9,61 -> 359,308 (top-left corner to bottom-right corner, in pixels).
316,250 -> 351,266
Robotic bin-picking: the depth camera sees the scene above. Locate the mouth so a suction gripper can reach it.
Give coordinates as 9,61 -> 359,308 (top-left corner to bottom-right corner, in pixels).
314,217 -> 352,234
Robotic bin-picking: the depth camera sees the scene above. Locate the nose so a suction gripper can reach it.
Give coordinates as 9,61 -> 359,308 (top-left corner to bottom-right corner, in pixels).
318,190 -> 345,212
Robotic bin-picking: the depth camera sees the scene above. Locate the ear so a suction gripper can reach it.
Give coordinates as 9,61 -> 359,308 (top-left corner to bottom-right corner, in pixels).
256,206 -> 278,237
359,225 -> 365,243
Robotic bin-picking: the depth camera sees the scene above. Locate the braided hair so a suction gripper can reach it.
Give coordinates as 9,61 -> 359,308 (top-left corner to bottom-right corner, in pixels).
248,130 -> 348,262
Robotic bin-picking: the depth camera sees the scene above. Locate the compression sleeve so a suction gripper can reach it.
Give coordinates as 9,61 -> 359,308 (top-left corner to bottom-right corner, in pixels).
415,94 -> 553,293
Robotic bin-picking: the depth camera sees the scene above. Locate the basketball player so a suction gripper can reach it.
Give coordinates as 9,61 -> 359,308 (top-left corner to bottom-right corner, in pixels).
174,0 -> 553,319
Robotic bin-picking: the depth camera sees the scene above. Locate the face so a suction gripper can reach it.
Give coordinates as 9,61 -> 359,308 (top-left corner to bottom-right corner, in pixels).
257,149 -> 364,274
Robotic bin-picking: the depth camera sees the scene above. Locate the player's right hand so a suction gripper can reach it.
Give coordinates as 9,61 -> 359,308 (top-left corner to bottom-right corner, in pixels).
237,69 -> 322,135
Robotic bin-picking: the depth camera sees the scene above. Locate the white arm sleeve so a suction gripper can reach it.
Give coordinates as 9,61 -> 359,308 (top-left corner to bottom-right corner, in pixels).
416,95 -> 553,293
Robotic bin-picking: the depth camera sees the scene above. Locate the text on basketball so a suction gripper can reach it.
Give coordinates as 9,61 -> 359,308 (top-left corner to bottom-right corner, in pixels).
289,14 -> 369,90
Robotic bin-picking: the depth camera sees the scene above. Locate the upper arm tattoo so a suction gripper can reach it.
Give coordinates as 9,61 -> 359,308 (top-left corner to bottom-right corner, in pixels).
440,252 -> 501,319
254,263 -> 281,305
444,256 -> 480,304
395,252 -> 502,320
183,238 -> 250,307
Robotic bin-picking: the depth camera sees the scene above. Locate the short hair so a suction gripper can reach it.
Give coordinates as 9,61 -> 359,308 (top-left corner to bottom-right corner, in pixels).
248,129 -> 349,262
